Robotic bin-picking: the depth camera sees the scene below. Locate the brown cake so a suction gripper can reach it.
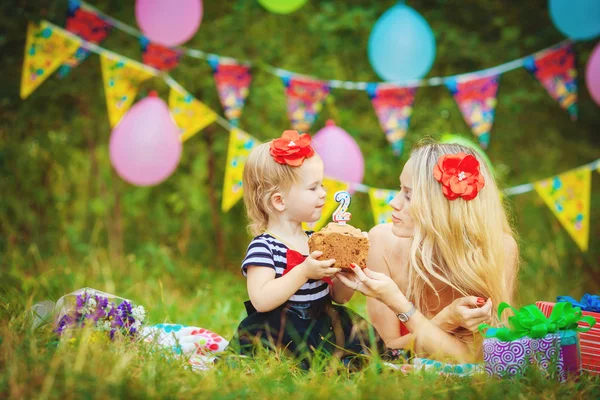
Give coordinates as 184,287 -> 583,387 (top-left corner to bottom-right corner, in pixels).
308,222 -> 369,269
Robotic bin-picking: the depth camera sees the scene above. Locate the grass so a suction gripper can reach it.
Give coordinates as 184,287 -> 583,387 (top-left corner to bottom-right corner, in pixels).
1,247 -> 599,399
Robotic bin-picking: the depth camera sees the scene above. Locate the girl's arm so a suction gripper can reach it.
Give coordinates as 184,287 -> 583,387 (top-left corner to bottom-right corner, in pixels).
246,266 -> 309,312
330,277 -> 355,304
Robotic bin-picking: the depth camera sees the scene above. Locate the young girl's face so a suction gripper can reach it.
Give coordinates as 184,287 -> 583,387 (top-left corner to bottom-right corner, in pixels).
284,154 -> 326,223
389,158 -> 415,238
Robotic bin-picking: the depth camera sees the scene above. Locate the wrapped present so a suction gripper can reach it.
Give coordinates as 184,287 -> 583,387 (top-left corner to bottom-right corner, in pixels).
480,302 -> 596,380
537,295 -> 600,374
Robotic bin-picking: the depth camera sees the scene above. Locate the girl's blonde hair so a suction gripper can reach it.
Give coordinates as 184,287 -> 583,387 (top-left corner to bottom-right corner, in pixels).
405,140 -> 519,329
242,142 -> 302,235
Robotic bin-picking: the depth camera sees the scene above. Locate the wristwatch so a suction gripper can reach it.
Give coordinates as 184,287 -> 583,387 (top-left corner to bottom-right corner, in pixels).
396,302 -> 417,323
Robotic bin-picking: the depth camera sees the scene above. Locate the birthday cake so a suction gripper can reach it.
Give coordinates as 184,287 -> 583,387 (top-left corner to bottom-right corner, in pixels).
308,222 -> 369,269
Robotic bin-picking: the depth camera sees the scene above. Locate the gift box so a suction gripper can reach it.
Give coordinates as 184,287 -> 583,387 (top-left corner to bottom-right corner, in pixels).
480,302 -> 595,381
537,294 -> 600,374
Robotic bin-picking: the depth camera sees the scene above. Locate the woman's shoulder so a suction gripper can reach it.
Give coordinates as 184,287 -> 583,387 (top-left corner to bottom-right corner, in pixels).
368,223 -> 411,251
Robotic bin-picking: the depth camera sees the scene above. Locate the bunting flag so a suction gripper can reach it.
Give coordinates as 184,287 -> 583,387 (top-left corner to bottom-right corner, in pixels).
368,188 -> 399,226
168,87 -> 217,142
141,37 -> 182,72
208,57 -> 252,127
524,43 -> 578,120
446,75 -> 500,149
20,22 -> 80,99
222,129 -> 261,212
367,84 -> 416,156
100,53 -> 154,127
303,178 -> 349,232
534,166 -> 591,252
282,76 -> 330,133
58,0 -> 112,78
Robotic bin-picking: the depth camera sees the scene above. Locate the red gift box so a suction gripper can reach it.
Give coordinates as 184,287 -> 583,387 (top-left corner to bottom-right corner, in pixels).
536,301 -> 600,374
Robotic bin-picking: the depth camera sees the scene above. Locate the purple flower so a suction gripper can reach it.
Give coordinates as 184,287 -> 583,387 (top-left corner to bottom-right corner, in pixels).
55,314 -> 73,335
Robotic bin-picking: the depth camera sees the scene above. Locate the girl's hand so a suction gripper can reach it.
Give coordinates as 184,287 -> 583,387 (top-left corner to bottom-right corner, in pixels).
438,297 -> 493,333
300,251 -> 340,280
336,264 -> 402,303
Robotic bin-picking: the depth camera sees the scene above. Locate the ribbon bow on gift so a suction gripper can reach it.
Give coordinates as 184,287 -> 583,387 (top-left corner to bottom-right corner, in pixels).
284,249 -> 333,286
479,301 -> 596,341
557,294 -> 600,313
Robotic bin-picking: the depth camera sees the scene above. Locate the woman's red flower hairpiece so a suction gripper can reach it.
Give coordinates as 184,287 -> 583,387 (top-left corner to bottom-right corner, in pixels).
433,152 -> 485,201
270,130 -> 315,167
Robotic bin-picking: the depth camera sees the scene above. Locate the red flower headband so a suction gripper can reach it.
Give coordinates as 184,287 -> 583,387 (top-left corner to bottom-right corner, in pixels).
433,152 -> 485,201
270,130 -> 315,167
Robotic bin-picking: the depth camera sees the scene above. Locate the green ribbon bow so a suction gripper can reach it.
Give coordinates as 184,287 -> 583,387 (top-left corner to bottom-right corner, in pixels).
479,301 -> 596,341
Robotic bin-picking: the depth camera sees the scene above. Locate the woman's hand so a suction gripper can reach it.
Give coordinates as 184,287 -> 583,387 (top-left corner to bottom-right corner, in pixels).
436,297 -> 493,333
336,264 -> 403,303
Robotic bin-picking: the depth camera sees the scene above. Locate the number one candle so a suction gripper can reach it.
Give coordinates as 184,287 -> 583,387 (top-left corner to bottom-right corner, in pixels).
332,191 -> 352,224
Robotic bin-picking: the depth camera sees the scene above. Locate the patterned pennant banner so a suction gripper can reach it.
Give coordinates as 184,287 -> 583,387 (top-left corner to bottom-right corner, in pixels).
446,74 -> 500,149
100,53 -> 155,127
168,87 -> 217,142
208,57 -> 252,127
58,0 -> 112,78
368,188 -> 399,226
524,43 -> 577,120
303,178 -> 349,232
141,37 -> 182,72
222,129 -> 261,212
282,76 -> 330,133
367,84 -> 416,156
20,22 -> 80,99
534,166 -> 591,251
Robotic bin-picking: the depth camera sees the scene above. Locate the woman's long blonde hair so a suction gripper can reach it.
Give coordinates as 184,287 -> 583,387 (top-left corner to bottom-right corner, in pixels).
405,140 -> 518,327
242,142 -> 301,236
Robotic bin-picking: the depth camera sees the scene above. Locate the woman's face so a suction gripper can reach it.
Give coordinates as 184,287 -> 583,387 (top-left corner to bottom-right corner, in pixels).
389,158 -> 416,238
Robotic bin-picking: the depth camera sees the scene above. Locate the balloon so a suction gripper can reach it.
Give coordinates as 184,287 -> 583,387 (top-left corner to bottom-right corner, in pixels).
258,0 -> 307,14
135,0 -> 203,47
311,121 -> 364,192
368,4 -> 436,82
549,0 -> 600,40
440,134 -> 495,175
586,42 -> 600,106
110,94 -> 182,186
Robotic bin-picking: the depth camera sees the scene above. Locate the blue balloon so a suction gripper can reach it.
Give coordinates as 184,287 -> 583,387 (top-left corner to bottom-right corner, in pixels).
549,0 -> 600,40
368,4 -> 436,82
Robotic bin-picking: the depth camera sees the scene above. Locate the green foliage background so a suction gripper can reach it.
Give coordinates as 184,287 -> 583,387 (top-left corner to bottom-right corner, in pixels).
1,0 -> 599,306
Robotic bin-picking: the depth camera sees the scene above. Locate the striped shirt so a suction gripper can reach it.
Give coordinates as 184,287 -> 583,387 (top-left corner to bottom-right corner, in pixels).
241,232 -> 330,303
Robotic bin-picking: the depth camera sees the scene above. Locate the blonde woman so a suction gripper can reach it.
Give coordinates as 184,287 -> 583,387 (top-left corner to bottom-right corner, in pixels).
337,141 -> 519,362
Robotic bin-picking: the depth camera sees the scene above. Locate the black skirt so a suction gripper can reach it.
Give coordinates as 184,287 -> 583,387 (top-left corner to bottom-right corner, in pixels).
226,296 -> 386,366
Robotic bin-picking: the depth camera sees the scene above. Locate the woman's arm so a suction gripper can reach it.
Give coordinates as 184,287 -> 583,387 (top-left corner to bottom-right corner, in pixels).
338,267 -> 479,362
330,276 -> 355,304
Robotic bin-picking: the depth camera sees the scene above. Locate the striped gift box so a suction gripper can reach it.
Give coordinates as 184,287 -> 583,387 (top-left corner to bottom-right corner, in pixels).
536,301 -> 600,374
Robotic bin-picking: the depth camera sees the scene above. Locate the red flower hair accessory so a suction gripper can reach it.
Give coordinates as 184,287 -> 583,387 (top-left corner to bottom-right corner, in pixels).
433,152 -> 485,201
270,130 -> 315,167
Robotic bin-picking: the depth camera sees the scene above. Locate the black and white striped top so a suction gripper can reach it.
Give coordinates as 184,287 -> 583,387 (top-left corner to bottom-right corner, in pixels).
241,232 -> 330,303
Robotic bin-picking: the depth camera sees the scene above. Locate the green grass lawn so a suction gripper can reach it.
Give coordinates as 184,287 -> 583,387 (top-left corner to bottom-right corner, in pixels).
1,248 -> 599,399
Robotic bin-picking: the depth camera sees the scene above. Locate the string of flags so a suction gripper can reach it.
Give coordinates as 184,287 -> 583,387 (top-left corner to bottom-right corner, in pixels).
20,20 -> 598,252
50,0 -> 579,155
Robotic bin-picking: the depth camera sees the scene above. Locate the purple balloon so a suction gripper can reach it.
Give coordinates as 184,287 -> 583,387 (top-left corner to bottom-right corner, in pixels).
135,0 -> 203,47
311,120 -> 365,192
586,42 -> 600,107
109,95 -> 182,186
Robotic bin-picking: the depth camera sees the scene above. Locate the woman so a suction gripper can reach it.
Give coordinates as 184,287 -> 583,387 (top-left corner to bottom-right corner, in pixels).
338,141 -> 519,362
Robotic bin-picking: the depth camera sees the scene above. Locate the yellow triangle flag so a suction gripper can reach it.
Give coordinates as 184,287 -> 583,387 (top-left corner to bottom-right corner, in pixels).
100,53 -> 154,127
21,22 -> 80,99
368,188 -> 399,226
168,87 -> 218,142
222,129 -> 261,212
303,178 -> 349,232
534,166 -> 591,251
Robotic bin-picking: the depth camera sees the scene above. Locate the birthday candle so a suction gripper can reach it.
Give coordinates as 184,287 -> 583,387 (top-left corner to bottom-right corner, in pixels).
332,191 -> 352,224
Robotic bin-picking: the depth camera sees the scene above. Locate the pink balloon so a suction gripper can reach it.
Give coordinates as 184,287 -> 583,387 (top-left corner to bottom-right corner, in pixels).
311,120 -> 365,193
135,0 -> 203,47
109,95 -> 182,186
586,42 -> 600,107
